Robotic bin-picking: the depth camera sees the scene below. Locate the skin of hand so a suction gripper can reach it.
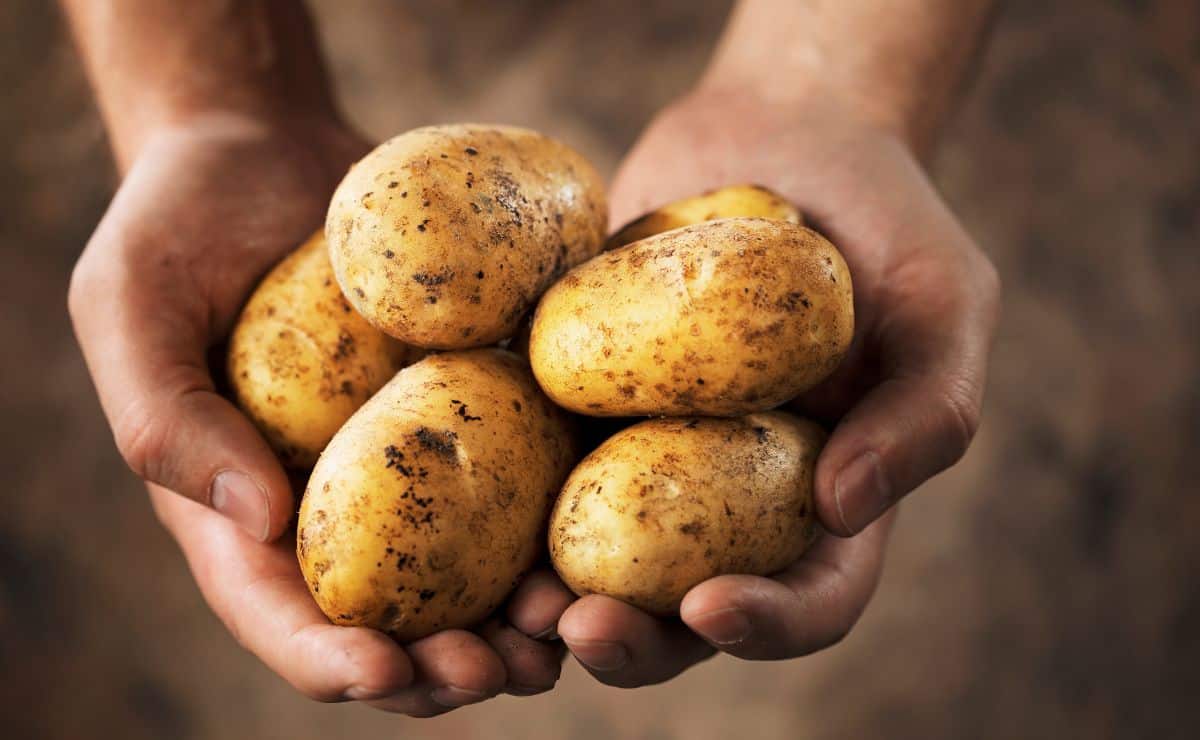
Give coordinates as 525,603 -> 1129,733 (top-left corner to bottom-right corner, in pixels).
67,111 -> 572,716
63,0 -> 999,708
542,86 -> 1000,687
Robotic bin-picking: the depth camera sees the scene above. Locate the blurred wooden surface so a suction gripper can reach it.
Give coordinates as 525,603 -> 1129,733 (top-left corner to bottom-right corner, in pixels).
1,1 -> 1197,738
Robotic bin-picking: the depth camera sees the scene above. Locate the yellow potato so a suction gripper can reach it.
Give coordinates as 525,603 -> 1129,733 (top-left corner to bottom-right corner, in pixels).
297,349 -> 576,642
549,412 -> 824,615
529,217 -> 854,417
227,231 -> 418,469
607,183 -> 802,249
326,124 -> 608,349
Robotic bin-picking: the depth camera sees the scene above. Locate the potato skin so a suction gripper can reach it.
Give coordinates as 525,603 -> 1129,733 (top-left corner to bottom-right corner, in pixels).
227,231 -> 418,468
297,349 -> 576,642
607,184 -> 802,249
549,412 -> 824,615
326,124 -> 608,349
530,217 -> 854,417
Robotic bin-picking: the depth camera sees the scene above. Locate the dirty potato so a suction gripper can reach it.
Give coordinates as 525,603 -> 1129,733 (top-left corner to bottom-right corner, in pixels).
606,183 -> 802,249
297,349 -> 576,642
227,231 -> 418,469
326,124 -> 608,349
549,412 -> 824,615
529,217 -> 854,417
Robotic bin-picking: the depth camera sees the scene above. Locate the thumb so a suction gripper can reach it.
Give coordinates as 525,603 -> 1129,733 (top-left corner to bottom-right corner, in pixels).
806,266 -> 998,536
69,242 -> 293,542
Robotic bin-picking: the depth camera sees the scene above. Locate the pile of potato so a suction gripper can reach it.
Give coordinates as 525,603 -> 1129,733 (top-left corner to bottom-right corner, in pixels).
227,124 -> 853,640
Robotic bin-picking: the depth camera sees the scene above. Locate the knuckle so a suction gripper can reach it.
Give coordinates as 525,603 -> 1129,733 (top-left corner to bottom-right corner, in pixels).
66,255 -> 100,326
222,614 -> 250,655
980,255 -> 1002,299
974,253 -> 1003,315
935,382 -> 982,467
67,219 -> 127,325
111,376 -> 211,493
208,597 -> 253,660
112,399 -> 174,485
277,617 -> 348,703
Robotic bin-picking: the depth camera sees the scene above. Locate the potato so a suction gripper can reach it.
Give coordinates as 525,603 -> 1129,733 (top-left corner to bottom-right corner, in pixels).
326,124 -> 608,349
607,183 -> 802,249
549,412 -> 824,615
297,349 -> 576,642
227,231 -> 418,468
529,217 -> 854,417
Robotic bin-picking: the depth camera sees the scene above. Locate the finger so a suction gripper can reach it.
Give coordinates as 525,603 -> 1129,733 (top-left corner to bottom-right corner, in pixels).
681,513 -> 893,659
150,485 -> 413,701
505,568 -> 576,640
812,259 -> 1000,536
478,618 -> 567,696
366,630 -> 507,717
70,210 -> 293,541
558,595 -> 715,688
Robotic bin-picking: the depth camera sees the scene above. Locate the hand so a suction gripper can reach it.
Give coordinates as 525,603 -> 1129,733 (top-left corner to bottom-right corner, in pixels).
556,87 -> 1000,685
69,112 -> 568,715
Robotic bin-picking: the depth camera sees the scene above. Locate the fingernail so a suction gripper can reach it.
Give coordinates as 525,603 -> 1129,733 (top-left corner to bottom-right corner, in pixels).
690,608 -> 753,646
211,470 -> 270,541
563,639 -> 628,672
430,685 -> 488,708
834,451 -> 890,534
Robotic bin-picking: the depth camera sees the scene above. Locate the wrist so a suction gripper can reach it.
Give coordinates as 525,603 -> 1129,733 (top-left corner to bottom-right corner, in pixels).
693,0 -> 999,161
62,0 -> 345,171
681,79 -> 921,157
120,110 -> 370,205
113,100 -> 357,173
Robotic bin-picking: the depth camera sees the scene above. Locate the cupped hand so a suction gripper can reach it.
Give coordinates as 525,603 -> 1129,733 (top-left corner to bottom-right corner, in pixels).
557,87 -> 1000,685
69,112 -> 568,714
151,485 -> 569,716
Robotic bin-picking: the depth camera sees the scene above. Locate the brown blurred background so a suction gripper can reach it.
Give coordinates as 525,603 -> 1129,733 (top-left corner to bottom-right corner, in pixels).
2,1 -> 1198,738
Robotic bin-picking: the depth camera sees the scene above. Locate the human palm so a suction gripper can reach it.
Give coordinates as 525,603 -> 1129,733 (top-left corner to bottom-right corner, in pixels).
553,90 -> 1000,685
69,114 -> 569,715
